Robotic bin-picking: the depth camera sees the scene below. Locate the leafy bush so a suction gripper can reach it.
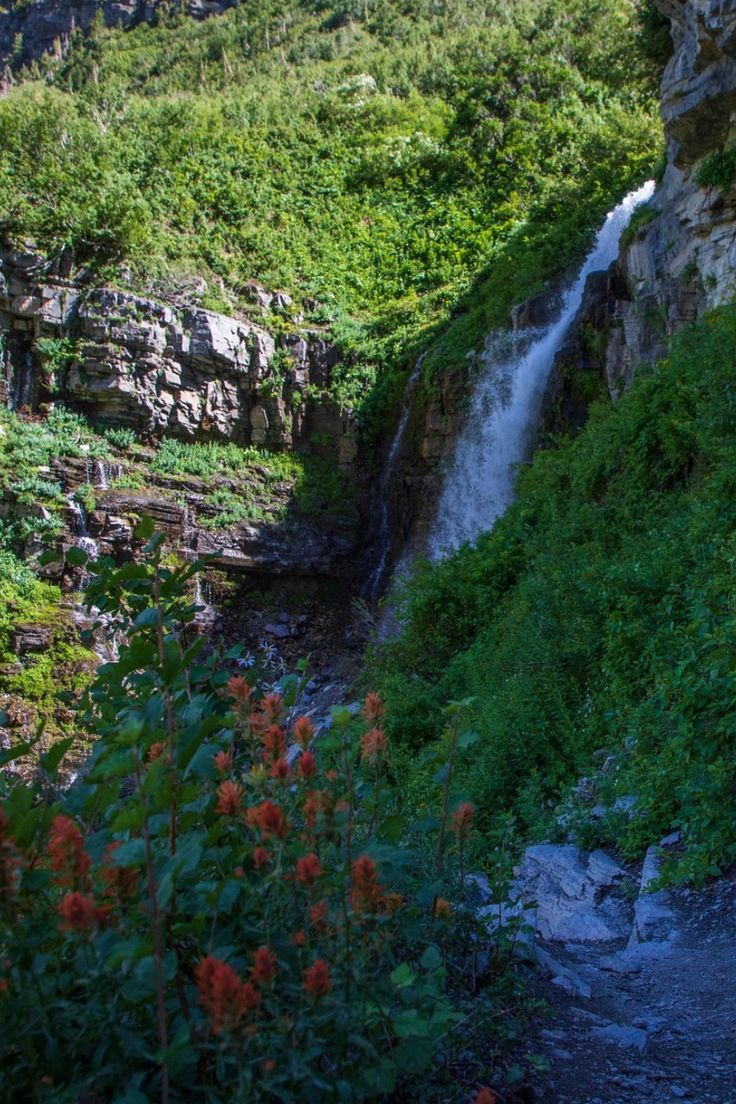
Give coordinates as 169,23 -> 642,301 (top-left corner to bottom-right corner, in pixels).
102,425 -> 139,450
0,0 -> 662,412
0,524 -> 526,1101
694,144 -> 736,191
374,306 -> 736,881
149,438 -> 299,482
200,486 -> 269,527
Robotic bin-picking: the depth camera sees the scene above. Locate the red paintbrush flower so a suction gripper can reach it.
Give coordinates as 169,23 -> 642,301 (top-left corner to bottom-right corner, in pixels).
295,853 -> 322,886
251,945 -> 278,986
196,956 -> 260,1034
304,958 -> 332,998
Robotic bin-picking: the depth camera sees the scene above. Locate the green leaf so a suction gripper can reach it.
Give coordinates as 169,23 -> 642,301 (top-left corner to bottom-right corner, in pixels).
110,838 -> 146,867
40,737 -> 75,778
133,515 -> 155,540
390,962 -> 414,989
66,546 -> 89,566
420,944 -> 442,970
392,1009 -> 431,1039
458,729 -> 481,750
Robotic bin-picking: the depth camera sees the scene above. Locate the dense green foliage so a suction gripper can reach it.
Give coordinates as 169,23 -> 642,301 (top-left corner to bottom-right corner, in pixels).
374,307 -> 736,883
0,532 -> 527,1102
0,0 -> 661,408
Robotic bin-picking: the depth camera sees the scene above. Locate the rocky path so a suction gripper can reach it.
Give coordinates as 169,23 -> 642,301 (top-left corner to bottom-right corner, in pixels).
485,842 -> 736,1103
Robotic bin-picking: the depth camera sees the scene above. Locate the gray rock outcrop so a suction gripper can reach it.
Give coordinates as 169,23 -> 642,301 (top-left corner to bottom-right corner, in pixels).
0,249 -> 355,460
605,0 -> 736,395
0,0 -> 238,71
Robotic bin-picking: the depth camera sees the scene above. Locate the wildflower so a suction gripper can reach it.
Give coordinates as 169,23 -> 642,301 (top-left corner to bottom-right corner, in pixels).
304,958 -> 332,998
252,846 -> 271,870
213,749 -> 233,775
308,900 -> 329,931
270,757 -> 290,782
249,801 -> 287,840
215,780 -> 244,816
362,692 -> 386,723
292,929 -> 307,947
261,692 -> 283,723
147,742 -> 165,763
325,768 -> 339,782
58,892 -> 99,932
196,956 -> 260,1034
251,945 -> 278,986
247,710 -> 267,735
262,725 -> 286,763
295,853 -> 322,886
262,1059 -> 276,1074
292,715 -> 315,747
48,816 -> 90,890
473,1089 -> 497,1104
360,727 -> 388,764
100,842 -> 139,903
350,854 -> 384,913
298,749 -> 317,780
302,789 -> 325,831
434,897 -> 453,919
450,802 -> 475,838
227,675 -> 252,705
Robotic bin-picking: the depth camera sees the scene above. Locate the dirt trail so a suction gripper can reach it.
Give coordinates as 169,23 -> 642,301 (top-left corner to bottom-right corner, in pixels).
527,861 -> 736,1103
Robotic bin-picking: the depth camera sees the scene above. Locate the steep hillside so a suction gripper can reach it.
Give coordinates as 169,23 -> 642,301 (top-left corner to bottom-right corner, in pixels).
0,0 -> 663,744
376,0 -> 736,885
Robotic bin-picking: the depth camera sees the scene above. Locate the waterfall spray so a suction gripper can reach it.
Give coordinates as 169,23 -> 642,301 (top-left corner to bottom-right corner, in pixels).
430,181 -> 655,558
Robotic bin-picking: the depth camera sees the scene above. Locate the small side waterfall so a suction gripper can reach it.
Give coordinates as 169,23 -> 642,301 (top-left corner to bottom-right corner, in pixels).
94,460 -> 109,489
66,495 -> 100,561
366,353 -> 425,601
430,181 -> 655,558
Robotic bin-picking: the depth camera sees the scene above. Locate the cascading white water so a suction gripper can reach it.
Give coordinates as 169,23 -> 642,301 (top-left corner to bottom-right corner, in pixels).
430,181 -> 655,558
66,495 -> 100,561
94,460 -> 109,489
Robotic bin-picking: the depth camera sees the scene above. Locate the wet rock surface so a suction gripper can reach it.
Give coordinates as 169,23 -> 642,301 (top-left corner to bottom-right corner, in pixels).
493,842 -> 736,1103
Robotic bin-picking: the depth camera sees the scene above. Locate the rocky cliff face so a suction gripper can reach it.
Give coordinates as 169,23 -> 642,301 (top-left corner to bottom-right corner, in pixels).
0,0 -> 236,71
548,0 -> 736,415
0,249 -> 355,460
0,248 -> 362,598
387,0 -> 736,564
607,0 -> 736,392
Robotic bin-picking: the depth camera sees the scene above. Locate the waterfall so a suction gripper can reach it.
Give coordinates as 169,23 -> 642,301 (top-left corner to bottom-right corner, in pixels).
193,571 -> 216,627
430,181 -> 655,558
66,495 -> 100,561
366,353 -> 425,601
94,460 -> 108,489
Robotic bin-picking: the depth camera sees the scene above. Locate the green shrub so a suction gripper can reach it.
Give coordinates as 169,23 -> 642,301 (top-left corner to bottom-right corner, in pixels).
0,527 -> 527,1101
695,145 -> 736,191
374,306 -> 736,880
0,0 -> 662,413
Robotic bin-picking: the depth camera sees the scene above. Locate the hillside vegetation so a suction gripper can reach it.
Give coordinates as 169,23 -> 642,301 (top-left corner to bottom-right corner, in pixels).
375,306 -> 736,885
0,0 -> 662,408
